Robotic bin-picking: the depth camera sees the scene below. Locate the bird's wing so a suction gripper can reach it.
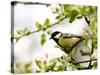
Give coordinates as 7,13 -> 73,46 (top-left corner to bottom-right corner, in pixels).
61,33 -> 70,38
62,33 -> 82,38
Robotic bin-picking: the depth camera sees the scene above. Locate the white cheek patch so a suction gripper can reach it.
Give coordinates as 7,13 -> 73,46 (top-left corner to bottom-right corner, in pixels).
55,33 -> 61,39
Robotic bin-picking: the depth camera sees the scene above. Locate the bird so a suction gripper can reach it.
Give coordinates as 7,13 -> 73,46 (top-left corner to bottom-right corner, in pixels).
50,31 -> 94,70
50,31 -> 82,54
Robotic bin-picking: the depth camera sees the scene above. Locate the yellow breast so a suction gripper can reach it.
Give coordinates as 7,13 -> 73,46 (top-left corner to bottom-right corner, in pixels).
58,37 -> 80,48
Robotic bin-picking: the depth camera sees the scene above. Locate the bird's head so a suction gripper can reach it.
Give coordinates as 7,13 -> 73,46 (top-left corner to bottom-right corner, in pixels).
50,31 -> 62,40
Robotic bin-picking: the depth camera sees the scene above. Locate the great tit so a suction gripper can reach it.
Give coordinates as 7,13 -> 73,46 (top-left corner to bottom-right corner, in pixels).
50,31 -> 82,54
50,31 -> 94,69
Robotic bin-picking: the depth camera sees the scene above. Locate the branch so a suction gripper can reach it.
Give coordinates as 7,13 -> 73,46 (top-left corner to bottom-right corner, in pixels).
84,16 -> 95,69
84,16 -> 90,25
13,15 -> 66,40
87,39 -> 94,69
12,15 -> 67,42
91,40 -> 94,54
72,59 -> 97,64
75,59 -> 97,70
27,15 -> 67,34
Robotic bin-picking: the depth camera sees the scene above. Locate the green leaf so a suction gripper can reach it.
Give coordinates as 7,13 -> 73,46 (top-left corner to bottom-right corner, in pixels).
24,68 -> 32,73
17,28 -> 25,34
56,15 -> 63,21
93,61 -> 97,69
90,19 -> 97,30
71,63 -> 79,70
35,22 -> 42,30
55,7 -> 60,13
54,45 -> 64,51
79,6 -> 97,21
35,59 -> 42,69
77,15 -> 83,19
49,62 -> 57,69
15,62 -> 21,68
93,39 -> 97,49
17,28 -> 30,36
47,30 -> 53,35
50,58 -> 60,63
24,62 -> 32,68
43,18 -> 50,27
14,28 -> 31,43
41,33 -> 46,46
54,45 -> 61,48
16,37 -> 21,43
64,5 -> 72,12
58,65 -> 66,71
68,10 -> 78,23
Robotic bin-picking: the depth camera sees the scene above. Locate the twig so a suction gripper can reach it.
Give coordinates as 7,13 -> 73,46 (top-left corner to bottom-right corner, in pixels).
84,16 -> 90,25
87,39 -> 94,69
72,59 -> 97,64
84,16 -> 94,69
12,15 -> 67,41
91,40 -> 94,54
27,15 -> 67,34
12,14 -> 67,39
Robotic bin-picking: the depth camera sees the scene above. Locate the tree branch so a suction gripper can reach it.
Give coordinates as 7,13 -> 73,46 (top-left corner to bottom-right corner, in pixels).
12,15 -> 67,41
84,16 -> 95,69
72,59 -> 97,64
84,16 -> 90,25
87,39 -> 94,69
27,15 -> 67,34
